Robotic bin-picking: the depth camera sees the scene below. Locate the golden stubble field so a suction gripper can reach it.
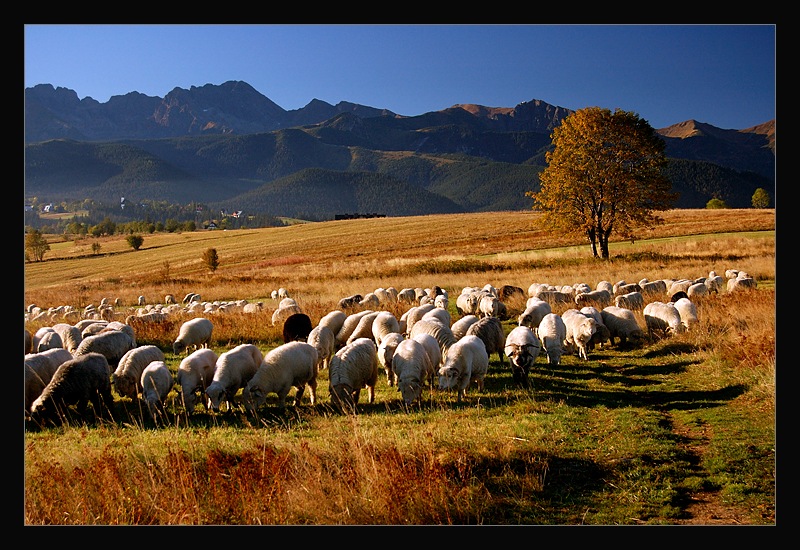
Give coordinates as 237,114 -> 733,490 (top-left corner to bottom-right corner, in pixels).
24,209 -> 776,315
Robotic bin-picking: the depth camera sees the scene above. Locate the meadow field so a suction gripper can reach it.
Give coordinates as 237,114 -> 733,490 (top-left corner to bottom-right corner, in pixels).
23,209 -> 776,525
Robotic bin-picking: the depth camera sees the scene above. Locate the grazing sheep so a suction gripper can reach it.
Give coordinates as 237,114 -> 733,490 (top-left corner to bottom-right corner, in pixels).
51,323 -> 82,353
29,352 -> 113,426
282,313 -> 313,343
673,297 -> 699,331
456,290 -> 482,316
668,280 -> 693,297
580,306 -> 611,350
518,298 -> 552,328
397,288 -> 417,305
328,338 -> 379,413
371,311 -> 401,346
562,309 -> 597,360
36,330 -> 63,352
438,335 -> 489,403
393,338 -> 436,406
140,361 -> 174,421
271,304 -> 303,326
643,301 -> 684,338
451,314 -> 480,340
377,332 -> 406,386
335,310 -> 374,347
307,325 -> 336,372
409,319 -> 458,359
466,316 -> 506,366
613,283 -> 642,297
422,307 -> 451,327
165,294 -> 177,305
669,290 -> 690,303
412,332 -> 443,370
615,291 -> 645,311
242,302 -> 264,313
575,289 -> 612,310
536,313 -> 567,366
176,348 -> 218,413
478,294 -> 502,318
705,274 -> 725,293
403,303 -> 436,335
498,284 -> 526,302
205,344 -> 264,412
318,310 -> 347,336
112,345 -> 167,399
640,280 -> 668,298
600,306 -> 646,346
24,348 -> 75,414
74,329 -> 136,369
359,293 -> 381,309
534,289 -> 574,307
504,325 -> 541,388
687,282 -> 709,298
337,294 -> 363,310
242,341 -> 319,412
173,317 -> 214,355
346,311 -> 381,345
727,273 -> 758,292
434,294 -> 449,310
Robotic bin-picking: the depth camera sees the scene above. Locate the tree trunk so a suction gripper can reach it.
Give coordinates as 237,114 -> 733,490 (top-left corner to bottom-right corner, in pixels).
588,228 -> 599,258
599,227 -> 612,259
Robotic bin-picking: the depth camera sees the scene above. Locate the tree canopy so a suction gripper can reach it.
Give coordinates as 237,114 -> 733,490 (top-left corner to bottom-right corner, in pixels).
528,107 -> 677,259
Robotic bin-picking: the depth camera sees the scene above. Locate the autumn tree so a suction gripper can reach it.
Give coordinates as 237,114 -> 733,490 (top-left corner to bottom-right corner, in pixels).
25,229 -> 50,262
751,187 -> 771,208
528,107 -> 677,259
203,248 -> 220,272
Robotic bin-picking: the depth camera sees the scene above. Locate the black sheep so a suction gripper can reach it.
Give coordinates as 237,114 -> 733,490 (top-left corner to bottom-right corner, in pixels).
283,313 -> 313,343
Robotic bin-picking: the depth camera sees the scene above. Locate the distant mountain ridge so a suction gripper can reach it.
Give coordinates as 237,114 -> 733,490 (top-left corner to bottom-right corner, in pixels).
24,80 -> 775,218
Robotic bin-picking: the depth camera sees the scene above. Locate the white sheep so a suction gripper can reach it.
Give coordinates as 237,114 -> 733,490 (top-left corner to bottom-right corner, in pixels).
51,323 -> 83,353
575,289 -> 612,310
397,288 -> 418,305
456,290 -> 481,316
673,297 -> 699,331
74,329 -> 136,369
580,306 -> 611,350
412,332 -> 443,370
392,338 -> 435,406
242,341 -> 319,412
346,311 -> 381,345
450,314 -> 480,340
377,332 -> 406,387
504,325 -> 541,388
534,289 -> 574,306
24,348 -> 74,413
536,313 -> 567,366
478,294 -> 501,318
29,352 -> 113,426
643,301 -> 684,338
359,293 -> 381,309
173,317 -> 214,355
705,274 -> 725,293
36,329 -> 63,352
402,303 -> 436,335
596,281 -> 614,293
518,298 -> 552,328
409,319 -> 458,359
438,334 -> 489,403
371,311 -> 401,346
205,344 -> 264,412
562,309 -> 597,360
727,273 -> 758,292
176,348 -> 218,413
423,306 -> 452,328
615,291 -> 645,311
307,324 -> 336,372
328,337 -> 379,413
600,306 -> 645,346
242,302 -> 263,313
112,344 -> 167,399
335,309 -> 374,347
466,316 -> 506,366
271,303 -> 303,326
318,309 -> 347,336
687,282 -> 709,298
140,360 -> 174,421
640,280 -> 668,298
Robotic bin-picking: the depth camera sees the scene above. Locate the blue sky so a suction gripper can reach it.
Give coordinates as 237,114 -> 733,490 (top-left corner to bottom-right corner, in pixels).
24,24 -> 775,130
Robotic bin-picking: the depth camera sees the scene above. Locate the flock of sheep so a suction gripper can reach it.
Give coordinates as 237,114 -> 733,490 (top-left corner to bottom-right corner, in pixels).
24,269 -> 759,426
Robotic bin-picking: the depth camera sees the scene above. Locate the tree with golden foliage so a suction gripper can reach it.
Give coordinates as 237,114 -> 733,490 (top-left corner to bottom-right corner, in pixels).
528,107 -> 677,259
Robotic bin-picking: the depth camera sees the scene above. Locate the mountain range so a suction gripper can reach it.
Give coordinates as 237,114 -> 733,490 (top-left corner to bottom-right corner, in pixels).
24,80 -> 776,218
